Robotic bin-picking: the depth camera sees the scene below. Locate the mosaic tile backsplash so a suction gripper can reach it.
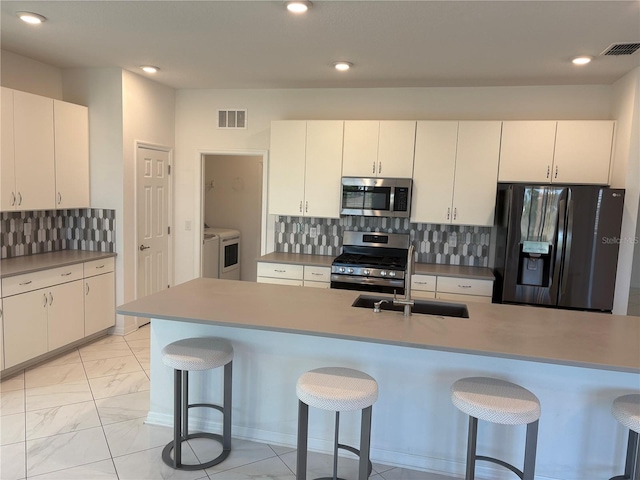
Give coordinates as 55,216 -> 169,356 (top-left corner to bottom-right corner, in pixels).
1,209 -> 116,259
275,216 -> 492,266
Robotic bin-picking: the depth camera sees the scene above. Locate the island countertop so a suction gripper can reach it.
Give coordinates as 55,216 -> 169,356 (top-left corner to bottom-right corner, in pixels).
117,278 -> 640,373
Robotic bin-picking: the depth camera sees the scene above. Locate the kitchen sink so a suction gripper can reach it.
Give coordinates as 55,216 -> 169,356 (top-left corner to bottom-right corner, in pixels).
352,295 -> 469,318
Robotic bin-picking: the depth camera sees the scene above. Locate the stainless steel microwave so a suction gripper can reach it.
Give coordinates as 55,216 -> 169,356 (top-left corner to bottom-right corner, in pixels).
341,177 -> 412,218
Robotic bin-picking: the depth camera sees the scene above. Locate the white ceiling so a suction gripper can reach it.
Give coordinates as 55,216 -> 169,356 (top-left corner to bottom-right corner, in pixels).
1,1 -> 639,90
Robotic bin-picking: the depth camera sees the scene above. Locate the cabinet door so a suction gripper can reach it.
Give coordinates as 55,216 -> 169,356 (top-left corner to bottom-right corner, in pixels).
553,121 -> 614,184
1,87 -> 16,211
411,121 -> 457,224
3,290 -> 48,368
268,121 -> 306,215
304,121 -> 343,218
85,272 -> 115,336
498,121 -> 556,183
451,122 -> 502,226
377,121 -> 416,178
13,90 -> 55,210
54,100 -> 90,208
342,121 -> 379,177
48,280 -> 84,351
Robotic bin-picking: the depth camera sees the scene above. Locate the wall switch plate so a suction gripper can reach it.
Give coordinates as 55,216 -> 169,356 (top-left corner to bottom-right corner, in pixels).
310,227 -> 317,238
185,220 -> 192,231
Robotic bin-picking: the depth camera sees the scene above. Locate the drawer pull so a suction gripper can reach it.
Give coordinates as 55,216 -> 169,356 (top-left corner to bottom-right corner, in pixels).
49,293 -> 54,305
43,293 -> 47,307
86,283 -> 90,295
19,280 -> 33,286
95,264 -> 105,269
311,273 -> 323,276
274,269 -> 286,273
458,285 -> 472,289
415,281 -> 429,285
61,272 -> 73,277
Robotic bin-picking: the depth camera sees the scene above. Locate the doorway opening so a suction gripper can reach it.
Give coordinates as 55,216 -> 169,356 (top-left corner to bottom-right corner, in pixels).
199,152 -> 267,282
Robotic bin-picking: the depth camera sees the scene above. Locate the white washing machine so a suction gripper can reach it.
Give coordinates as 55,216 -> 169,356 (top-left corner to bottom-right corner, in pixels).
202,233 -> 219,278
204,228 -> 241,280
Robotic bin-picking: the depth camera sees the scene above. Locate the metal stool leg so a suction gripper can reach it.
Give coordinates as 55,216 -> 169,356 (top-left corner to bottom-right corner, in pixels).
223,361 -> 233,450
465,416 -> 478,480
522,420 -> 539,480
297,400 -> 309,480
173,369 -> 183,468
358,406 -> 373,480
627,430 -> 640,480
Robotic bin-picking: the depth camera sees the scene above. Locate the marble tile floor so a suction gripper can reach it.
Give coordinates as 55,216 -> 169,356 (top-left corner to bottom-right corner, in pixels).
0,324 -> 458,480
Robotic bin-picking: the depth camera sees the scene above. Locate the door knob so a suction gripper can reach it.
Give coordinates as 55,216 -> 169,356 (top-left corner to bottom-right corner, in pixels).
139,245 -> 150,251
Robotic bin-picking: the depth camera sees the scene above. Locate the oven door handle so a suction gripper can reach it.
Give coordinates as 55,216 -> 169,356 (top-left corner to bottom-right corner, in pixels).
221,236 -> 240,243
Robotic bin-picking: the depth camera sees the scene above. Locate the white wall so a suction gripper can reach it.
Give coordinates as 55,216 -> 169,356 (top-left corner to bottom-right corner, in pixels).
1,50 -> 63,99
610,67 -> 640,314
174,85 -> 613,284
203,154 -> 263,282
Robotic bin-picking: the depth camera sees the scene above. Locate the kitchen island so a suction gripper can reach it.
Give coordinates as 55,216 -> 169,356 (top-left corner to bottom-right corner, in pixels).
117,278 -> 640,480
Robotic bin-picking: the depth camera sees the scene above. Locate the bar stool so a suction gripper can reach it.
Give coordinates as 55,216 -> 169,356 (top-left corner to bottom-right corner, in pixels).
161,337 -> 233,470
609,394 -> 640,480
450,377 -> 541,480
296,367 -> 378,480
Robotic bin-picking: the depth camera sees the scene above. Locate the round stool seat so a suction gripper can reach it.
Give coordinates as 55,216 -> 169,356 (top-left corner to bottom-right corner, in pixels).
161,337 -> 233,371
451,377 -> 541,426
612,394 -> 640,434
296,367 -> 378,412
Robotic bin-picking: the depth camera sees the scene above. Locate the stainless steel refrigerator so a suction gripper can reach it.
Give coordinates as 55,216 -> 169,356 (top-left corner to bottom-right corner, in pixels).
493,184 -> 625,312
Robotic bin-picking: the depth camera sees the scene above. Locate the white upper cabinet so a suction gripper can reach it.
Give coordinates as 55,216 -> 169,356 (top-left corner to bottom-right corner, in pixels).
498,120 -> 614,185
13,90 -> 56,211
451,121 -> 502,226
1,87 -> 16,211
304,120 -> 344,218
411,121 -> 501,227
553,121 -> 614,184
343,120 -> 415,178
1,88 -> 91,212
268,120 -> 344,218
54,100 -> 90,208
498,121 -> 557,183
411,121 -> 458,225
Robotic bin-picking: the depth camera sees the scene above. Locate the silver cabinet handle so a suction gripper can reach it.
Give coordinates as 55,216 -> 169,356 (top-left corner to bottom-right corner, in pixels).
311,272 -> 323,276
0,307 -> 2,319
415,281 -> 429,285
305,201 -> 308,213
17,192 -> 22,206
458,285 -> 472,289
86,282 -> 90,295
43,293 -> 47,307
274,269 -> 286,273
10,192 -> 15,206
49,292 -> 54,305
299,201 -> 302,213
372,161 -> 376,174
19,280 -> 32,286
57,192 -> 62,205
139,245 -> 150,251
61,272 -> 72,276
378,162 -> 382,174
95,264 -> 105,269
453,208 -> 457,220
555,166 -> 558,179
446,208 -> 451,220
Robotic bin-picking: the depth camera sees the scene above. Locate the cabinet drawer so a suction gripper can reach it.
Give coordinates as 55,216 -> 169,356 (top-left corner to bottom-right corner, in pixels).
303,280 -> 330,289
436,292 -> 492,304
257,262 -> 304,280
412,290 -> 436,300
411,274 -> 436,292
436,276 -> 493,297
2,263 -> 84,297
257,277 -> 303,286
303,266 -> 331,283
84,257 -> 115,277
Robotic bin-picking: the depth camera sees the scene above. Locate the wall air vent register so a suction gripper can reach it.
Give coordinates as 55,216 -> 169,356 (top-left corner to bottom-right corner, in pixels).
217,109 -> 247,129
600,43 -> 640,56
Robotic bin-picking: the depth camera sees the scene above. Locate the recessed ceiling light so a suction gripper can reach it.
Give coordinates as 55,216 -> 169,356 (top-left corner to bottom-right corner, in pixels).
571,56 -> 593,66
140,65 -> 160,74
334,62 -> 353,72
286,1 -> 312,13
17,12 -> 46,24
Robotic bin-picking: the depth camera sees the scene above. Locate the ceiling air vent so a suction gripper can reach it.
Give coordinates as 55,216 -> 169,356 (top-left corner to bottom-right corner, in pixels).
217,109 -> 247,129
600,43 -> 640,56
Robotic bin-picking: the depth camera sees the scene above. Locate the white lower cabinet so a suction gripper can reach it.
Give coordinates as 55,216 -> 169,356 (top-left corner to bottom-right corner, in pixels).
1,256 -> 116,371
412,274 -> 494,304
85,272 -> 116,336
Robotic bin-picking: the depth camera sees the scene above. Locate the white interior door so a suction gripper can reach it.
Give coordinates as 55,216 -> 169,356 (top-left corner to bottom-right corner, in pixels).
136,146 -> 170,309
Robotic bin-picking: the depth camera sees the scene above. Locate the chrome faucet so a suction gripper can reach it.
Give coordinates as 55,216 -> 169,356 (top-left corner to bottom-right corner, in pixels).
393,244 -> 415,316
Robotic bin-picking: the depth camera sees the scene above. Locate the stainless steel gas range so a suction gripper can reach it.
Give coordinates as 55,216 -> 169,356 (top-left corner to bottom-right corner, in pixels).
330,231 -> 410,294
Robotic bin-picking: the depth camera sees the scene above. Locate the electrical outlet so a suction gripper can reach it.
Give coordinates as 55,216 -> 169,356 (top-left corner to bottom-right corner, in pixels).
185,220 -> 192,231
24,221 -> 32,236
449,232 -> 457,248
310,227 -> 317,238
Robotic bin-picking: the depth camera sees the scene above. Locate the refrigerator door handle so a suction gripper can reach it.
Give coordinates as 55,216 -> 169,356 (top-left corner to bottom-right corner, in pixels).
560,190 -> 575,297
552,194 -> 568,298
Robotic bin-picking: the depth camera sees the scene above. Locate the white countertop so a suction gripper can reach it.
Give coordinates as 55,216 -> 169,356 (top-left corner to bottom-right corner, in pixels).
117,278 -> 639,373
1,251 -> 117,278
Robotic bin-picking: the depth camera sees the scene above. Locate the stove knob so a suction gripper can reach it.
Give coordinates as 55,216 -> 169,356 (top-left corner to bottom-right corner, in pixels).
339,267 -> 346,273
380,270 -> 387,277
363,269 -> 370,276
388,271 -> 396,277
348,268 -> 354,274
